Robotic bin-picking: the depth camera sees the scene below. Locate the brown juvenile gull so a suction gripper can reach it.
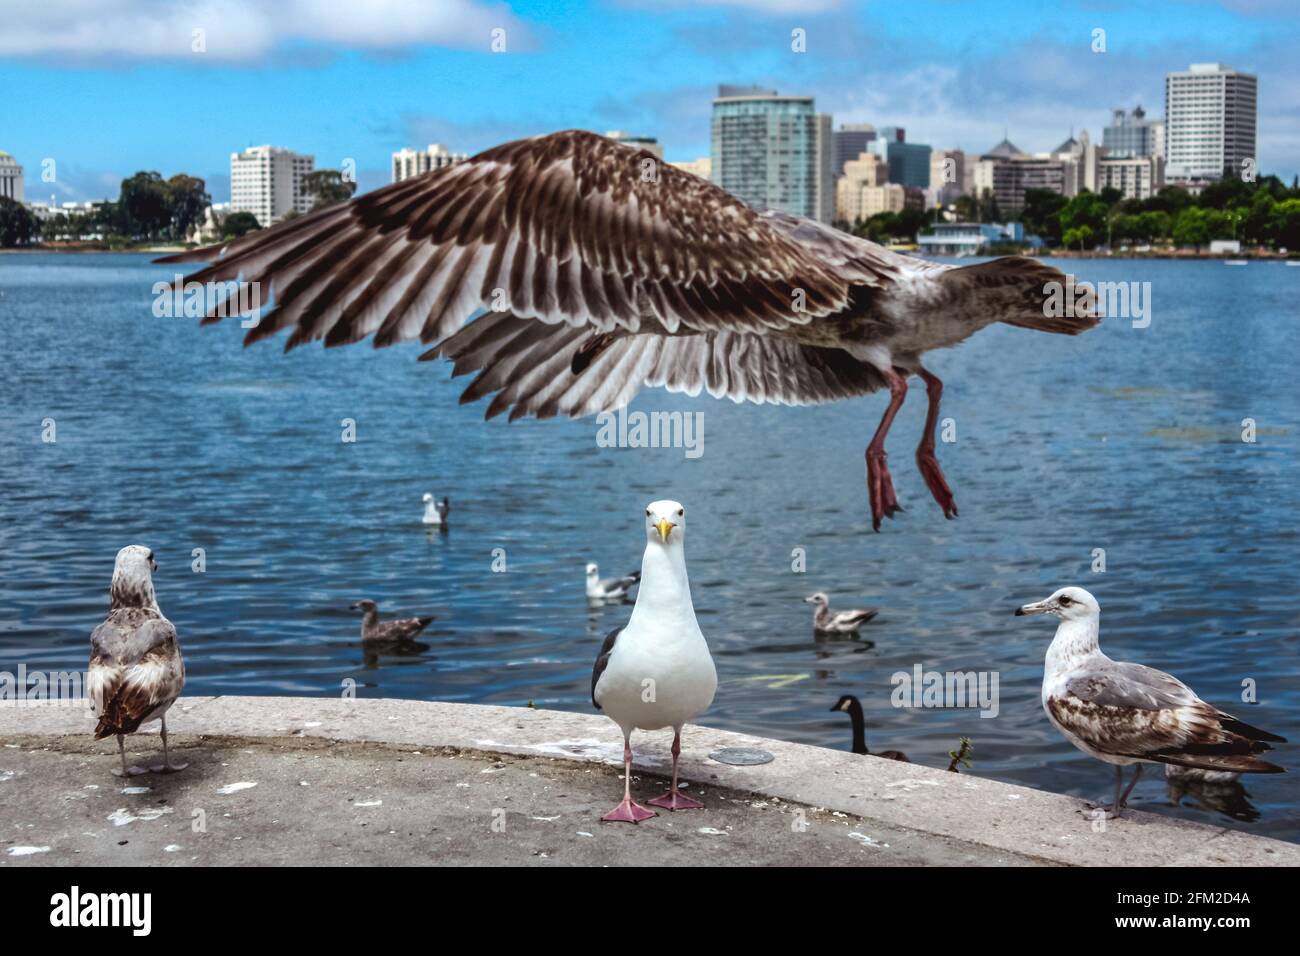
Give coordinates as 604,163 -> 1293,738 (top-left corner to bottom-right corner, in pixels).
831,694 -> 909,761
805,591 -> 879,633
157,129 -> 1098,531
88,545 -> 187,776
350,599 -> 433,642
1016,586 -> 1285,819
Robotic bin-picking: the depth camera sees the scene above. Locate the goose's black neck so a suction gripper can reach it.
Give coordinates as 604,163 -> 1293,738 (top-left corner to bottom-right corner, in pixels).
845,698 -> 868,755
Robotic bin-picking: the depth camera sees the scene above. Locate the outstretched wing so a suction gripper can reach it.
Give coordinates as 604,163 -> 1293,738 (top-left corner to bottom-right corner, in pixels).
433,310 -> 888,421
159,130 -> 873,352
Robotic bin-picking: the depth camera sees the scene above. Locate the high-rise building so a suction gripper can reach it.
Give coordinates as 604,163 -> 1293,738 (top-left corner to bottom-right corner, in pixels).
391,144 -> 468,183
711,85 -> 833,222
868,126 -> 932,189
0,150 -> 23,202
928,149 -> 965,205
1164,63 -> 1257,180
1103,106 -> 1165,159
831,123 -> 877,177
230,146 -> 315,227
604,131 -> 664,160
835,152 -> 904,223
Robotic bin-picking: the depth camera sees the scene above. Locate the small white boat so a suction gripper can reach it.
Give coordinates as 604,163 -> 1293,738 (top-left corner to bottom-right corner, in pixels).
1224,259 -> 1248,266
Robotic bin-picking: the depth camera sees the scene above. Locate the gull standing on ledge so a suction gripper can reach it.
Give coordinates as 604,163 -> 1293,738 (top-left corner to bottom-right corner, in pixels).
88,546 -> 187,777
586,562 -> 640,602
158,130 -> 1098,532
1017,587 -> 1285,818
591,500 -> 717,822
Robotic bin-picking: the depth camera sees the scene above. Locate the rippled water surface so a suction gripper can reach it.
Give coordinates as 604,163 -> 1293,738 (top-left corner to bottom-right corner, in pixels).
2,253 -> 1297,841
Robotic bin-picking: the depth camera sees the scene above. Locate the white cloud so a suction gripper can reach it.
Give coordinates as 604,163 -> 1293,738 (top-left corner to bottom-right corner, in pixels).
0,0 -> 529,62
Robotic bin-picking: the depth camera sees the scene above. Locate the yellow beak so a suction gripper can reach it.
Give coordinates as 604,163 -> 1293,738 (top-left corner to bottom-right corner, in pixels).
656,518 -> 674,542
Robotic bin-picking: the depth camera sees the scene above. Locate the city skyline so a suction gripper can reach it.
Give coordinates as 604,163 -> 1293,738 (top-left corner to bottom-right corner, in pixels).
1,0 -> 1296,204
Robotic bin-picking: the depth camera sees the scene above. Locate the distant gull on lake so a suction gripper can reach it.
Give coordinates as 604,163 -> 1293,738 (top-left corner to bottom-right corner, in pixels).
158,129 -> 1099,533
88,546 -> 188,777
591,501 -> 717,822
422,493 -> 449,526
1017,586 -> 1285,819
806,591 -> 879,633
586,562 -> 640,602
350,599 -> 434,643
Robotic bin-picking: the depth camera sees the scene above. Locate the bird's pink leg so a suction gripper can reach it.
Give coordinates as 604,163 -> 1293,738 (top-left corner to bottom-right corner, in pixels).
914,367 -> 958,520
866,368 -> 909,531
648,730 -> 704,810
602,736 -> 657,823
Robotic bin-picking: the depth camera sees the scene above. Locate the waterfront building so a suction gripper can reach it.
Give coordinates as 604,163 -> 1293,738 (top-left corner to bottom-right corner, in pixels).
0,150 -> 23,202
1165,63 -> 1257,180
230,146 -> 315,227
391,144 -> 468,183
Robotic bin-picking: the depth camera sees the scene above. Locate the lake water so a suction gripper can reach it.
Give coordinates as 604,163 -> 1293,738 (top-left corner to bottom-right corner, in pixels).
2,252 -> 1297,842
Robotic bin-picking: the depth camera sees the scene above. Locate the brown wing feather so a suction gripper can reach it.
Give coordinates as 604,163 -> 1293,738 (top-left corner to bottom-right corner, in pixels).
157,130 -> 866,351
431,311 -> 887,420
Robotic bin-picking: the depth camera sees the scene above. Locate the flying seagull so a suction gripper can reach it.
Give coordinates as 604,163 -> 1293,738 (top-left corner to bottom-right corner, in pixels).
806,591 -> 879,633
590,500 -> 717,822
156,130 -> 1098,531
421,492 -> 449,526
350,599 -> 434,643
586,562 -> 640,602
88,546 -> 187,776
1016,586 -> 1285,818
831,695 -> 909,761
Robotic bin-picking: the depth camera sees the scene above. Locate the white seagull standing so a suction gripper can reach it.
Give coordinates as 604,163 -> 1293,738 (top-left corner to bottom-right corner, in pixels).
158,129 -> 1098,533
585,561 -> 640,602
1017,586 -> 1285,818
591,500 -> 717,823
88,546 -> 187,777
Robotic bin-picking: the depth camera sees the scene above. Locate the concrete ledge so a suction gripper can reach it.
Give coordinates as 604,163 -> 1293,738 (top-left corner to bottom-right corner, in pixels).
3,696 -> 1296,866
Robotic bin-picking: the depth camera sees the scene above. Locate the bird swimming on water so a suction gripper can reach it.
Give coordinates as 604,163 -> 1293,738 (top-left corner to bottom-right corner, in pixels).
157,129 -> 1098,532
586,562 -> 640,602
806,591 -> 879,633
591,500 -> 717,823
88,546 -> 187,777
422,493 -> 449,526
831,695 -> 909,761
1016,586 -> 1285,819
350,599 -> 434,643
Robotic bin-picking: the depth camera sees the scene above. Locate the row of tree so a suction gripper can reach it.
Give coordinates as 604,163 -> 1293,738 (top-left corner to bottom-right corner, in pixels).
0,168 -> 356,248
841,173 -> 1300,252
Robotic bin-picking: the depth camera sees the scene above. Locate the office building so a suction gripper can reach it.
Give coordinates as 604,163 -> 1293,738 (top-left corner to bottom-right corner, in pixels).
0,150 -> 23,203
831,123 -> 877,176
1165,63 -> 1257,180
391,144 -> 468,183
1103,106 -> 1164,159
711,84 -> 833,222
230,146 -> 315,227
928,149 -> 966,206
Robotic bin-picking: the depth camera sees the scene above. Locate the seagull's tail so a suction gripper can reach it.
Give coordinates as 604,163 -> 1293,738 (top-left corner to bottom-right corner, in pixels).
1157,753 -> 1286,775
943,256 -> 1101,335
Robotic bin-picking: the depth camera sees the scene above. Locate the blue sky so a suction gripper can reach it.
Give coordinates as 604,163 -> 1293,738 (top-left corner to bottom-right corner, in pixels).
2,0 -> 1297,203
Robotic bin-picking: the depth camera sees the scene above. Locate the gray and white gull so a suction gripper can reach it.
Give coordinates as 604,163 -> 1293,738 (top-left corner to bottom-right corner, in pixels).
586,561 -> 640,602
590,500 -> 717,823
1016,586 -> 1285,818
806,591 -> 879,633
88,545 -> 187,777
158,130 -> 1098,532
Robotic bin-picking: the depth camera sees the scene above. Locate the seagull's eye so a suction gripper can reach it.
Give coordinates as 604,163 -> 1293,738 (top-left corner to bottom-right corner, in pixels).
1059,596 -> 1072,606
677,509 -> 684,516
645,509 -> 651,516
